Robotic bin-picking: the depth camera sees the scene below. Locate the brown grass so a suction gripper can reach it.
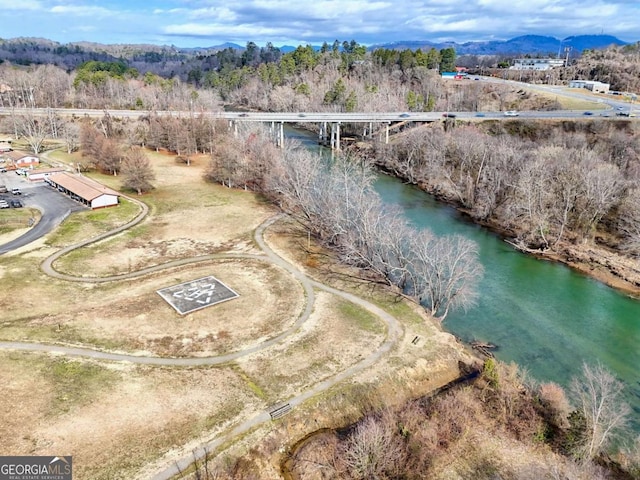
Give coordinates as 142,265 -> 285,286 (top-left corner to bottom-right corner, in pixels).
0,145 -> 470,479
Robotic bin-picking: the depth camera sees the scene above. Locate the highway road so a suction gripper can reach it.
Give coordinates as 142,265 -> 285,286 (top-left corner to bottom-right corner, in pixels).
0,92 -> 636,125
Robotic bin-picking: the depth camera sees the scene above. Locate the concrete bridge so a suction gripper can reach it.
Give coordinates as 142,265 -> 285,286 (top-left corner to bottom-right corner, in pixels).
0,107 -> 440,151
1,106 -> 633,151
227,111 -> 437,150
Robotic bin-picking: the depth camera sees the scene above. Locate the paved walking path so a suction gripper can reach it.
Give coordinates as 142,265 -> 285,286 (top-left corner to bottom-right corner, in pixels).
2,196 -> 404,480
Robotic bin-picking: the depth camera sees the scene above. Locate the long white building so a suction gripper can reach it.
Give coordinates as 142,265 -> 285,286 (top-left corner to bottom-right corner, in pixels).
511,58 -> 565,70
47,172 -> 120,209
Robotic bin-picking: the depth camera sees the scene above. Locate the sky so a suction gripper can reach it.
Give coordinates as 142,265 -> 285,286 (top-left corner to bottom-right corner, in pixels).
1,0 -> 638,48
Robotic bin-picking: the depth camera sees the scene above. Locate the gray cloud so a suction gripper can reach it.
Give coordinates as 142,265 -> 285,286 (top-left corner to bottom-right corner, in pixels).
2,0 -> 638,47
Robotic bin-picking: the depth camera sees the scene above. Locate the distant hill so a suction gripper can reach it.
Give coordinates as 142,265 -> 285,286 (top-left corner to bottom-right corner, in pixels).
370,34 -> 629,56
0,35 -> 631,82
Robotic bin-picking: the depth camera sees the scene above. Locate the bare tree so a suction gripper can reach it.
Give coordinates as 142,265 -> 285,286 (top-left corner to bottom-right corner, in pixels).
12,113 -> 50,154
266,142 -> 324,225
573,150 -> 625,241
339,414 -> 406,479
408,231 -> 483,322
569,362 -> 630,461
616,187 -> 640,257
507,150 -> 555,249
97,137 -> 123,176
60,120 -> 80,154
121,147 -> 155,195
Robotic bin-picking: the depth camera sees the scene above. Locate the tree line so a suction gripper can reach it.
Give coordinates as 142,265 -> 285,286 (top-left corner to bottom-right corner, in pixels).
0,40 -> 462,113
77,121 -> 155,195
204,123 -> 483,322
376,121 -> 640,258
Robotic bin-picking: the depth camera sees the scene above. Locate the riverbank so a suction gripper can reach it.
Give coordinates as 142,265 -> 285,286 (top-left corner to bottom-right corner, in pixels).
446,187 -> 640,298
361,150 -> 640,300
455,204 -> 640,298
466,210 -> 640,299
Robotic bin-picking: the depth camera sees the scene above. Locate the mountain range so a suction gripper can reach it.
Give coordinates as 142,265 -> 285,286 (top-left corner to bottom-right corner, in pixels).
0,34 -> 630,60
369,35 -> 628,55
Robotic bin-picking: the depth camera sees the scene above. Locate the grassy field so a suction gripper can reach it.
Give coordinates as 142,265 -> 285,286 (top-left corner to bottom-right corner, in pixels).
0,145 -> 469,479
530,87 -> 609,110
0,207 -> 40,236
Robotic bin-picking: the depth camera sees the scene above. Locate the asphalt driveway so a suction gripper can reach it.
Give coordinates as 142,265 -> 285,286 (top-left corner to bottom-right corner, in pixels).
0,174 -> 85,255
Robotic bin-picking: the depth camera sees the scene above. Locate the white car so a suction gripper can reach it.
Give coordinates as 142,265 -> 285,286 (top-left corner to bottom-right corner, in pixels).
504,110 -> 519,117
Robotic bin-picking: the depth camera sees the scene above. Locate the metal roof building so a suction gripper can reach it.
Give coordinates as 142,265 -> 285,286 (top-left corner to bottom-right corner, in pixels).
47,172 -> 120,209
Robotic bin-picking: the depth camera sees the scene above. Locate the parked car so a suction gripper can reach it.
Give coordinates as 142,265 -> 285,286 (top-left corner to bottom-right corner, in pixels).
11,187 -> 21,195
0,167 -> 6,173
10,199 -> 22,208
0,200 -> 9,209
0,185 -> 7,193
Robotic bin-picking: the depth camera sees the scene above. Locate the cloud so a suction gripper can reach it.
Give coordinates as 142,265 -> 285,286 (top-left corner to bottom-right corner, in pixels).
163,22 -> 293,39
1,0 -> 639,47
50,5 -> 116,16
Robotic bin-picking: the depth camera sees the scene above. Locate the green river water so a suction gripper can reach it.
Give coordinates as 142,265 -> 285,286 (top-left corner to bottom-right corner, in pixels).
286,126 -> 640,434
376,175 -> 640,433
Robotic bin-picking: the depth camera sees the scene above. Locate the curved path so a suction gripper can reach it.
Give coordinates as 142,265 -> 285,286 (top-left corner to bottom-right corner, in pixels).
2,197 -> 404,480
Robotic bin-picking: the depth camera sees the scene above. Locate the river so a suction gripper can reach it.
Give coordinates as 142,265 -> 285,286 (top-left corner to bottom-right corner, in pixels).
286,126 -> 640,434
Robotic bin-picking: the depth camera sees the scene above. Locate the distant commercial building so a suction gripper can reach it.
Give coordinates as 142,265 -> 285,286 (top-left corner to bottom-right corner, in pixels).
511,58 -> 565,70
442,71 -> 468,80
569,80 -> 610,94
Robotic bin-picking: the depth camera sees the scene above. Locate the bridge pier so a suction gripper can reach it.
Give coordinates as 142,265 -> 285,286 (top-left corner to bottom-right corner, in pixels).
330,122 -> 341,151
319,122 -> 328,146
228,120 -> 239,137
269,121 -> 285,148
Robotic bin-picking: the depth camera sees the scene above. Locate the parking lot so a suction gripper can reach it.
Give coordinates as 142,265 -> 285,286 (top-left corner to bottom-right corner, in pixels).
0,168 -> 86,254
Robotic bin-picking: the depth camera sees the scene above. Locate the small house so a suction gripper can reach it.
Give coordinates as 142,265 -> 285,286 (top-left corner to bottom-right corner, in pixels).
7,150 -> 39,169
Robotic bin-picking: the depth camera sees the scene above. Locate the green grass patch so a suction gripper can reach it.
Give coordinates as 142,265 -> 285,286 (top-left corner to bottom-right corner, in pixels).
41,358 -> 119,415
237,369 -> 267,400
0,208 -> 40,234
338,299 -> 385,334
45,149 -> 77,165
46,197 -> 141,246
